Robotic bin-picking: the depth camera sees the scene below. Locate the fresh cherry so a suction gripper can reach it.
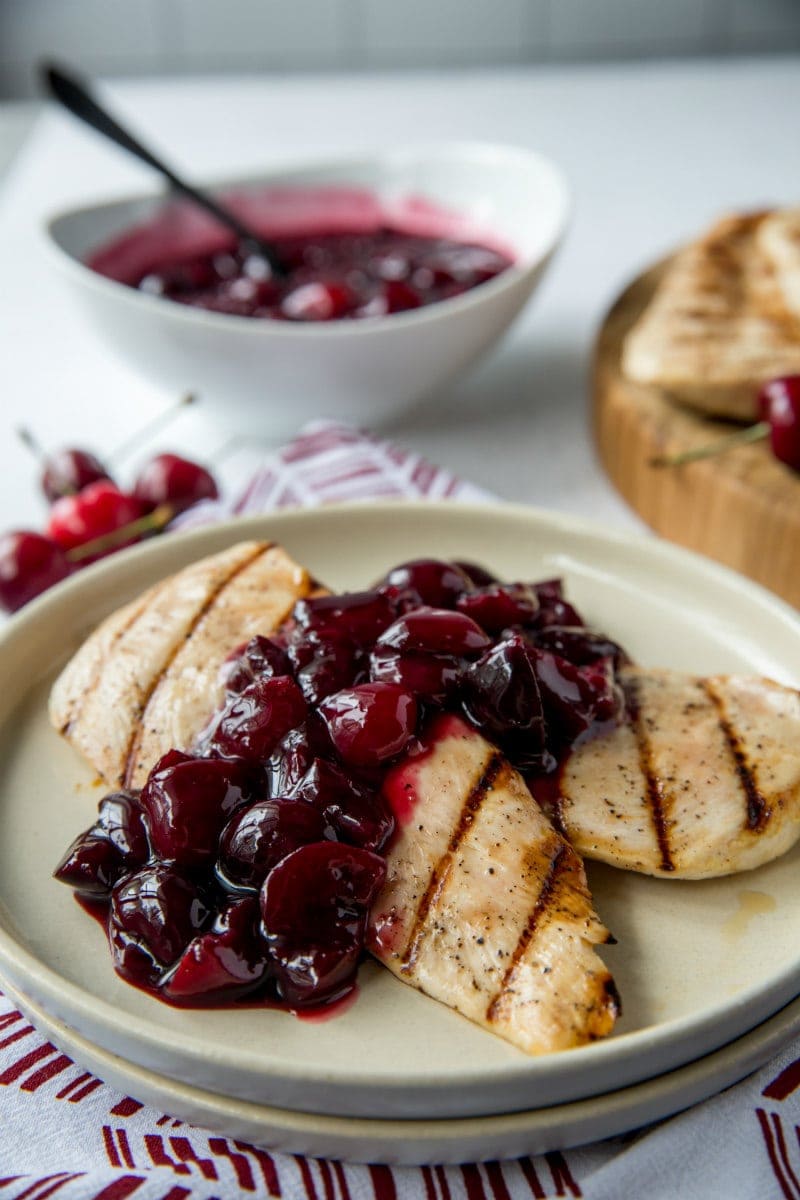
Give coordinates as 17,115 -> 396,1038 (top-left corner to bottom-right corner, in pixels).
759,375 -> 800,469
46,481 -> 146,559
41,448 -> 112,503
0,531 -> 72,613
652,374 -> 800,472
133,452 -> 219,515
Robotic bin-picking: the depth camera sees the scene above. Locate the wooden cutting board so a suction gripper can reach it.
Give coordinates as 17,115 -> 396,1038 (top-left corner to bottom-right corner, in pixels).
592,259 -> 800,610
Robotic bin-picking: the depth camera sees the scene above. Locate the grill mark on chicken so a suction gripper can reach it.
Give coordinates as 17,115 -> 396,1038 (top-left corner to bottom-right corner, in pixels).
121,542 -> 270,788
702,678 -> 771,831
400,750 -> 504,975
623,674 -> 675,872
485,840 -> 567,1025
61,596 -> 152,736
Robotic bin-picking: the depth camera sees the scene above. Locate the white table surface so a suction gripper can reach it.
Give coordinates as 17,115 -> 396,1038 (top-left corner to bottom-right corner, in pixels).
1,56 -> 798,539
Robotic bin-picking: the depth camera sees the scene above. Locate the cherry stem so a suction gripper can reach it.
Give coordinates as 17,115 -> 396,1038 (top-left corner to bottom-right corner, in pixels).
16,426 -> 46,461
65,503 -> 175,562
18,392 -> 197,472
649,421 -> 769,468
109,392 -> 197,464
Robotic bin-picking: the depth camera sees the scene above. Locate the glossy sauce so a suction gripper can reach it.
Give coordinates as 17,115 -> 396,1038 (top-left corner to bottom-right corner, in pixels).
57,564 -> 625,1018
87,186 -> 514,322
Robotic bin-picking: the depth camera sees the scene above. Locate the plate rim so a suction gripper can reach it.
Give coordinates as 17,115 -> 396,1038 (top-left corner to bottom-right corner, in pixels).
2,499 -> 800,1118
4,972 -> 799,1165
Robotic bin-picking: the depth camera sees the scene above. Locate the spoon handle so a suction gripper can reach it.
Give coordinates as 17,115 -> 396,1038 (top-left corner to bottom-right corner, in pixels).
43,62 -> 286,277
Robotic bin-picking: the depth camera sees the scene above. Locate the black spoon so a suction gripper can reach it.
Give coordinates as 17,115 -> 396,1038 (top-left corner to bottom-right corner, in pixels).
42,61 -> 287,277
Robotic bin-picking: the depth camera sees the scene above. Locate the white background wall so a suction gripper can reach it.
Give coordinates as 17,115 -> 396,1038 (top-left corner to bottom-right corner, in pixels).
1,0 -> 800,98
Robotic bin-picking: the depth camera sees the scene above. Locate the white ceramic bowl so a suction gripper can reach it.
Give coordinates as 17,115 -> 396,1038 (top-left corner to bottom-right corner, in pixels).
43,142 -> 569,433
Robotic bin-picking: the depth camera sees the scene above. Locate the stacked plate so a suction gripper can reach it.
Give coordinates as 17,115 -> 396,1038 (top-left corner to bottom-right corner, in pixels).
1,503 -> 799,1165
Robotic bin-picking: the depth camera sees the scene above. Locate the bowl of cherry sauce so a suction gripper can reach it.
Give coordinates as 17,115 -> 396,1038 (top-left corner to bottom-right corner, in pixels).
44,142 -> 569,432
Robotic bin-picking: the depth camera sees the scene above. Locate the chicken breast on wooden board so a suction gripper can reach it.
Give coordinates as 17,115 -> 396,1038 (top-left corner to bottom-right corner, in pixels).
369,713 -> 619,1056
758,208 -> 800,321
621,212 -> 800,420
49,540 -> 316,790
545,666 -> 800,879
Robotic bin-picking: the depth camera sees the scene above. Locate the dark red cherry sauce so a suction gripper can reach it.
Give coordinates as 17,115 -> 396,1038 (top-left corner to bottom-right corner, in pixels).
87,186 -> 514,322
55,559 -> 626,1015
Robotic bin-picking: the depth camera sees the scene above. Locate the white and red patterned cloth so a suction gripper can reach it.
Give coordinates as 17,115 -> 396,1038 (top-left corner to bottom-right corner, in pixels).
1,422 -> 797,1199
171,421 -> 492,530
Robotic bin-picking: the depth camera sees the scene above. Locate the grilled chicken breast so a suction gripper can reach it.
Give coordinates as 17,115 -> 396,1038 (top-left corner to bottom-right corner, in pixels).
621,211 -> 800,420
369,713 -> 619,1055
757,208 -> 800,321
49,540 -> 315,790
544,666 -> 800,879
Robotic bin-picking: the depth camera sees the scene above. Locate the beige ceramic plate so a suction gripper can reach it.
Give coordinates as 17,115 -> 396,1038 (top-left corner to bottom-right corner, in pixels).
0,503 -> 799,1121
5,975 -> 799,1165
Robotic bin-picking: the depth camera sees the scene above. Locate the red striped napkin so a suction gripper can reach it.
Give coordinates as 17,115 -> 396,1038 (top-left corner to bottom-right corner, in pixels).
1,422 -> 795,1199
172,420 -> 492,531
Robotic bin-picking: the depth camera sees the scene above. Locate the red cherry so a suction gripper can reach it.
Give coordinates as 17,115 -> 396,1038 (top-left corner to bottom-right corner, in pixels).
133,453 -> 219,514
140,752 -> 264,867
163,897 -> 268,1001
281,281 -> 357,321
654,375 -> 800,472
319,682 -> 418,767
360,280 -> 423,317
376,607 -> 490,658
378,559 -> 475,609
109,864 -> 211,987
758,375 -> 800,470
261,841 -> 386,1007
46,481 -> 146,559
218,798 -> 328,889
456,583 -> 540,633
383,280 -> 422,312
208,676 -> 308,762
0,531 -> 72,612
54,831 -> 125,898
42,448 -> 112,503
